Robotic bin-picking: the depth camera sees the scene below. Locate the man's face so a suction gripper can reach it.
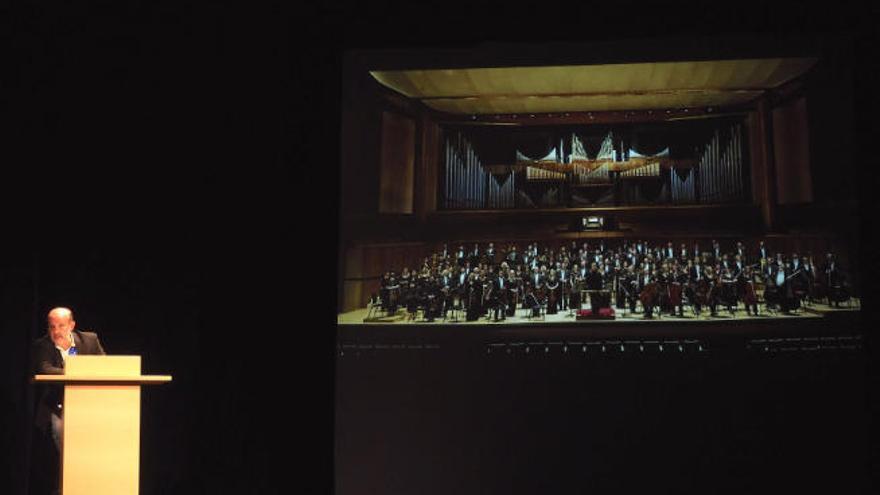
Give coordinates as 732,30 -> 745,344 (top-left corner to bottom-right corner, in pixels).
48,312 -> 75,348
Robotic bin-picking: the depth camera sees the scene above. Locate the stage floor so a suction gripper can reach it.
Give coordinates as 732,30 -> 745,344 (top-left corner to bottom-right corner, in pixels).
337,299 -> 860,326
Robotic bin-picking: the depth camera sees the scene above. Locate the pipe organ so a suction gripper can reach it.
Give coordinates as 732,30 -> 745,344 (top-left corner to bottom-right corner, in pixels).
520,148 -> 566,181
441,123 -> 746,209
671,168 -> 696,203
619,162 -> 661,177
444,132 -> 516,209
697,123 -> 745,203
569,132 -> 613,184
487,172 -> 515,208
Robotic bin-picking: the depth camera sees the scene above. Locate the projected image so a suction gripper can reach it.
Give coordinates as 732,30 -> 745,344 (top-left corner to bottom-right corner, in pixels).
441,119 -> 748,209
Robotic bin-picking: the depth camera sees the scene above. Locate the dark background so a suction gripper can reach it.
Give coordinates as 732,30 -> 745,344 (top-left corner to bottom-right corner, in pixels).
6,2 -> 876,495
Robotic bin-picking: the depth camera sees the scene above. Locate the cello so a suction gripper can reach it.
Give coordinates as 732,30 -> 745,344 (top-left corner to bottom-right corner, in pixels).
737,267 -> 759,316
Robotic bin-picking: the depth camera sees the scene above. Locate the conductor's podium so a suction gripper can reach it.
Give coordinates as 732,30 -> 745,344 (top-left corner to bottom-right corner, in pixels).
33,355 -> 172,495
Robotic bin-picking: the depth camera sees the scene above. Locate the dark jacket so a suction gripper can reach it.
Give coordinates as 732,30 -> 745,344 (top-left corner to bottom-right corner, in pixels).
31,330 -> 106,431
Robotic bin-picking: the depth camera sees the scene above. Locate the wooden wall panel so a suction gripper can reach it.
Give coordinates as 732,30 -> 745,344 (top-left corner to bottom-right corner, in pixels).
773,97 -> 813,204
378,111 -> 416,214
340,242 -> 433,312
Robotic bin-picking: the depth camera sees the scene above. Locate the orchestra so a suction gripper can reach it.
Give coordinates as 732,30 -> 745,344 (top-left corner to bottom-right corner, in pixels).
371,239 -> 852,321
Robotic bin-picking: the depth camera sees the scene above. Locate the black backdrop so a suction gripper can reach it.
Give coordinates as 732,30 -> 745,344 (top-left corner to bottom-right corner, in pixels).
7,2 -> 877,495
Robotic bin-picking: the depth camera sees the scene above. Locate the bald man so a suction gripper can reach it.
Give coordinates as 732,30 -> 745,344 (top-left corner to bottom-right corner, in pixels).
32,308 -> 106,452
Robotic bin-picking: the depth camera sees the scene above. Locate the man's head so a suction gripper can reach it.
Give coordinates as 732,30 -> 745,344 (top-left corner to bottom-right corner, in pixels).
47,307 -> 75,348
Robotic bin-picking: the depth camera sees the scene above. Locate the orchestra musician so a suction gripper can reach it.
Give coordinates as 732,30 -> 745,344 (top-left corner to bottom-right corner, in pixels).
768,256 -> 795,313
704,266 -> 720,317
422,271 -> 441,322
668,263 -> 687,317
570,263 -> 583,312
802,253 -> 817,303
469,243 -> 481,267
683,260 -> 698,315
711,239 -> 721,263
523,269 -> 542,318
822,252 -> 848,307
507,244 -> 519,266
545,269 -> 561,315
720,266 -> 738,316
506,269 -> 520,317
484,242 -> 496,265
465,271 -> 482,321
585,262 -> 606,314
789,253 -> 809,308
405,276 -> 419,320
439,267 -> 455,319
367,239 -> 852,323
482,267 -> 501,321
636,266 -> 656,318
558,261 -> 570,310
621,265 -> 639,314
737,265 -> 760,316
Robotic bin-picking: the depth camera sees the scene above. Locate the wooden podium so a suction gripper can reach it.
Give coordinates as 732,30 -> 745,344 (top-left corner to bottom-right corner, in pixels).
33,355 -> 172,495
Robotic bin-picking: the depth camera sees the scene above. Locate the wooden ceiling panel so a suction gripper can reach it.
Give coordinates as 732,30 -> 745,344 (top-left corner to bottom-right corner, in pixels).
370,58 -> 816,114
423,91 -> 764,114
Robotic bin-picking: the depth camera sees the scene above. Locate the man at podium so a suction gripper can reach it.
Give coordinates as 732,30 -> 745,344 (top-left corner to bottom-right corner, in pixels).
31,307 -> 106,494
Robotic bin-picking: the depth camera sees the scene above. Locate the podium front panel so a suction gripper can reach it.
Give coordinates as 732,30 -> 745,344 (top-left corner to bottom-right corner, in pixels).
63,356 -> 141,495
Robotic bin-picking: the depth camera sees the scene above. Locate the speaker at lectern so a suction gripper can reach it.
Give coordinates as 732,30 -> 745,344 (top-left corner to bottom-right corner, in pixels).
33,355 -> 172,495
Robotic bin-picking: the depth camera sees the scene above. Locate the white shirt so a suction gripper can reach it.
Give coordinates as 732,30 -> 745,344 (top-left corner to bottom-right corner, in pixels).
55,341 -> 76,363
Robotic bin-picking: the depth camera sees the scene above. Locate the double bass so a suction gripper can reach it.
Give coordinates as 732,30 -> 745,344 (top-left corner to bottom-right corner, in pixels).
666,267 -> 684,316
639,272 -> 660,317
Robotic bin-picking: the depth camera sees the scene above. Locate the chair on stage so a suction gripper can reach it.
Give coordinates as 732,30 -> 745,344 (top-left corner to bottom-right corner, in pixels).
522,294 -> 545,321
443,298 -> 463,322
365,293 -> 385,320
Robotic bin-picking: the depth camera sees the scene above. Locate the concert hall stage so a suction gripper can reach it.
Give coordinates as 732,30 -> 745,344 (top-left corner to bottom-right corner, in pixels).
336,300 -> 861,351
